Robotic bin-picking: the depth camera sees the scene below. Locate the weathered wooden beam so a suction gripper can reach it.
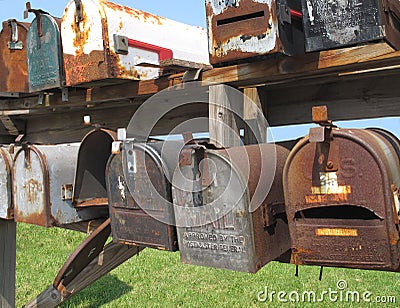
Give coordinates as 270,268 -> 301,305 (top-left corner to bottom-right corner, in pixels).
243,87 -> 267,145
265,72 -> 400,126
203,43 -> 399,86
209,85 -> 241,148
0,219 -> 16,308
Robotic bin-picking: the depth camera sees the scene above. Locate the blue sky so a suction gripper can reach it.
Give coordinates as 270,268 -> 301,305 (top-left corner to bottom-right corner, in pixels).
0,0 -> 399,140
0,0 -> 207,27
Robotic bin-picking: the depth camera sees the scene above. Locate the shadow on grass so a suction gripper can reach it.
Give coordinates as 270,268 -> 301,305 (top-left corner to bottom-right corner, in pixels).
61,274 -> 132,308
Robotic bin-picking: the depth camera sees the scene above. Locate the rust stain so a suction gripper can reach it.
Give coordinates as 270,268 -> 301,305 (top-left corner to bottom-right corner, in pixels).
0,21 -> 29,93
71,2 -> 90,56
24,178 -> 43,203
102,0 -> 165,26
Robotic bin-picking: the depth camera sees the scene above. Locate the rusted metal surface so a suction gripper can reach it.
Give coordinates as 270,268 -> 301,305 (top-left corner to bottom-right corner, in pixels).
13,143 -> 108,227
54,218 -> 111,289
302,0 -> 400,52
173,143 -> 290,273
106,140 -> 178,251
0,20 -> 29,94
206,0 -> 304,65
73,129 -> 116,208
0,146 -> 18,220
26,10 -> 64,92
284,124 -> 400,271
61,0 -> 209,86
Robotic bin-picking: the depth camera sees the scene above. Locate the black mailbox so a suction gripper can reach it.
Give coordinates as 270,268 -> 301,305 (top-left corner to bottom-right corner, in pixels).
106,140 -> 178,251
301,0 -> 400,52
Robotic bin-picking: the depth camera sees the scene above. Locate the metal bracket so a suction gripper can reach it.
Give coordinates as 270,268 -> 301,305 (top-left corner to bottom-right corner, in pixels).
74,0 -> 84,24
24,2 -> 49,38
278,4 -> 291,25
123,140 -> 136,174
7,20 -> 23,50
62,88 -> 69,102
182,69 -> 203,82
113,34 -> 129,55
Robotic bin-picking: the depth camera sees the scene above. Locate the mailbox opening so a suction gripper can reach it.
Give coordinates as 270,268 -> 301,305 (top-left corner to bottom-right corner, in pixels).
294,206 -> 383,220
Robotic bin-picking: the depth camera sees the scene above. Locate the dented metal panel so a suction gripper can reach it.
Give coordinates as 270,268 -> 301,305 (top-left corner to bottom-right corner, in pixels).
302,0 -> 400,52
106,140 -> 178,251
0,20 -> 29,94
27,13 -> 63,92
61,0 -> 209,86
206,0 -> 304,65
73,129 -> 117,207
284,128 -> 400,271
173,144 -> 290,273
13,144 -> 106,227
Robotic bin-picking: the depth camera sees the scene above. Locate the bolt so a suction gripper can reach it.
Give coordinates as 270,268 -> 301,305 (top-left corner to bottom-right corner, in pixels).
327,161 -> 334,169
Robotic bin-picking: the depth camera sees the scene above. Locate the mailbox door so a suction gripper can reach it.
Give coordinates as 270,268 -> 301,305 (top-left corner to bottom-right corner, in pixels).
0,148 -> 14,219
284,129 -> 400,271
73,129 -> 117,207
107,142 -> 178,251
27,14 -> 63,92
206,0 -> 304,65
301,0 -> 400,52
0,20 -> 29,93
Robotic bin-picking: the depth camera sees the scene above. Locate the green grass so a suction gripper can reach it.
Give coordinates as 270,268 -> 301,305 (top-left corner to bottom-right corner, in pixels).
16,223 -> 399,307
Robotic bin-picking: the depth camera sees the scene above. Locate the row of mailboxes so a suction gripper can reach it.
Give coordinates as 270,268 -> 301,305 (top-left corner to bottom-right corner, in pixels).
0,129 -> 113,227
106,137 -> 291,272
0,0 -> 209,94
2,0 -> 400,94
105,119 -> 400,273
206,0 -> 400,64
1,122 -> 399,273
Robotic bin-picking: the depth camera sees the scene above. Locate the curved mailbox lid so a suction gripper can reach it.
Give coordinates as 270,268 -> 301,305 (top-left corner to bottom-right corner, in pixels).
283,128 -> 400,271
73,129 -> 117,207
0,20 -> 29,93
27,13 -> 63,92
13,144 -> 104,227
106,140 -> 178,251
173,143 -> 290,273
0,147 -> 15,219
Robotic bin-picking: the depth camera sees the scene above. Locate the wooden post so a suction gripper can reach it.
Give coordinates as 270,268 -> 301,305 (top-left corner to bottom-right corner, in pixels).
243,87 -> 267,145
0,219 -> 16,308
209,84 -> 241,148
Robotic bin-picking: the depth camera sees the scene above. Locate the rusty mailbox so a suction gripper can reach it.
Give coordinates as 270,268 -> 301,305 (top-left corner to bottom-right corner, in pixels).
13,143 -> 107,227
301,0 -> 400,52
206,0 -> 304,65
284,110 -> 400,271
172,143 -> 291,273
106,139 -> 178,251
26,6 -> 64,92
61,0 -> 209,86
0,20 -> 29,94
